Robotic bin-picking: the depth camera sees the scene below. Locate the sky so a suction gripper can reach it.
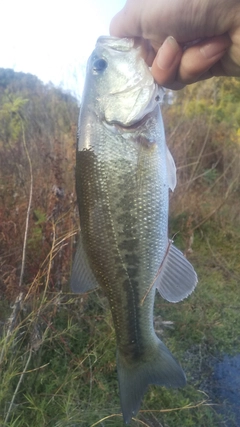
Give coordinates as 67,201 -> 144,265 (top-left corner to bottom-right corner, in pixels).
0,0 -> 125,99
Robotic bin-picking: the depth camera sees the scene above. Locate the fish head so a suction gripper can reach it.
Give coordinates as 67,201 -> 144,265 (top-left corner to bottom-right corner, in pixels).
85,36 -> 162,126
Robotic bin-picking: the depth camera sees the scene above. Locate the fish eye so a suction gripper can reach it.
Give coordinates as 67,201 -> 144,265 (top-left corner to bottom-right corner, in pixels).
92,58 -> 108,73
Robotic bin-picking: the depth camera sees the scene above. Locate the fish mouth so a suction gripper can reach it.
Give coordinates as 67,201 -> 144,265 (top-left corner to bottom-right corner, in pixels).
94,35 -> 164,127
105,107 -> 158,130
104,84 -> 162,128
96,36 -> 135,52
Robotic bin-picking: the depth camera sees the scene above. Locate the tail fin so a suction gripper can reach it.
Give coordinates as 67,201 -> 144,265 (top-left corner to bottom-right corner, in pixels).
117,338 -> 186,424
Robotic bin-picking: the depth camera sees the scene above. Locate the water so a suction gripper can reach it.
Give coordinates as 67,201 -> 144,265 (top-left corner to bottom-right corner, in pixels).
205,354 -> 240,426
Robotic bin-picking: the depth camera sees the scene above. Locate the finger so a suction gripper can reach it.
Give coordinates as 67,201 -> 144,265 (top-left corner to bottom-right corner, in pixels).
151,36 -> 183,87
151,35 -> 230,89
176,35 -> 231,84
137,38 -> 156,66
110,3 -> 140,38
110,10 -> 126,37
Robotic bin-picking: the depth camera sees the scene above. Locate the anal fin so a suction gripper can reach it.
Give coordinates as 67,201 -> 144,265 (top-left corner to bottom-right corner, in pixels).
155,241 -> 198,302
70,233 -> 99,294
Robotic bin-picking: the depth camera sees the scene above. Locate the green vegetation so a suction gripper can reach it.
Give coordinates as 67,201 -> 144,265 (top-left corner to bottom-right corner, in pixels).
0,69 -> 240,426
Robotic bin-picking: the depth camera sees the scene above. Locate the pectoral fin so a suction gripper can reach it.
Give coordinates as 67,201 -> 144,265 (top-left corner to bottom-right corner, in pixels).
155,242 -> 198,302
70,233 -> 99,293
166,146 -> 177,191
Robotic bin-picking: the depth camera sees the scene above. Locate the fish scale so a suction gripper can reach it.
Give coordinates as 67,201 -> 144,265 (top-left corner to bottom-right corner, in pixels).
71,36 -> 198,424
77,131 -> 163,352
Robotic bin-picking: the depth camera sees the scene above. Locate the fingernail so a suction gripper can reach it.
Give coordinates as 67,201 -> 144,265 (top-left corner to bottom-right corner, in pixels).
200,42 -> 227,59
156,36 -> 180,70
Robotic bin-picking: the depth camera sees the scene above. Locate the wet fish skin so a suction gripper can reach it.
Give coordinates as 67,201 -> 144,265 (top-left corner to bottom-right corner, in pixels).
71,36 -> 197,424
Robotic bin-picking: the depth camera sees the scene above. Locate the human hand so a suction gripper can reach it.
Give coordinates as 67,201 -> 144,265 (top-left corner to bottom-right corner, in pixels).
110,0 -> 240,89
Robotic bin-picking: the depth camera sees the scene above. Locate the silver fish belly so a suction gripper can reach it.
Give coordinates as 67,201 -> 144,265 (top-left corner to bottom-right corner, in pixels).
71,36 -> 198,424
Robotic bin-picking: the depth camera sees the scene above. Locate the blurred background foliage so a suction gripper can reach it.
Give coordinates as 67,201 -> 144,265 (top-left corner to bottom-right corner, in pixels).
0,68 -> 79,301
163,77 -> 240,242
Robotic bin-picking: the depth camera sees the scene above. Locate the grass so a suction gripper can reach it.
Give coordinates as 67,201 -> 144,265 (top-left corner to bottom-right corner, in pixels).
1,220 -> 240,426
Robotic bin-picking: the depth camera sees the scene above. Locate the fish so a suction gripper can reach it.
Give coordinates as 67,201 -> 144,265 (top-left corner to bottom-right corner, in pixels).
70,36 -> 198,424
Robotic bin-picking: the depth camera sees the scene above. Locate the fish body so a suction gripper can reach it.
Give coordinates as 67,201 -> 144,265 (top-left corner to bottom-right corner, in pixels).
71,36 -> 197,424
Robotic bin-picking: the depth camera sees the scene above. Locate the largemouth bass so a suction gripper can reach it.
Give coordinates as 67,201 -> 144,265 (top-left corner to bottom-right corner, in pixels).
71,36 -> 197,424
